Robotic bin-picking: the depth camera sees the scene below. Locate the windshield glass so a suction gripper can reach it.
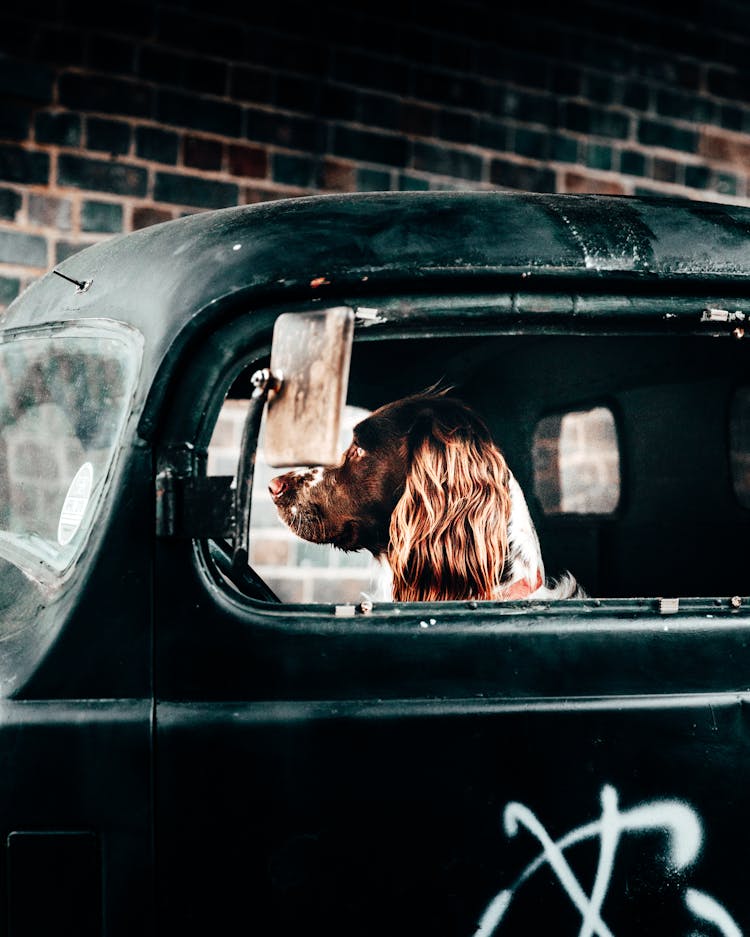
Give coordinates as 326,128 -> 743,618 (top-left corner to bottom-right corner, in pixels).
0,321 -> 141,577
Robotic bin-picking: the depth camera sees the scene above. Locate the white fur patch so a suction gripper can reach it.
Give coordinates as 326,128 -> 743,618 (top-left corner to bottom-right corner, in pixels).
363,557 -> 394,603
307,466 -> 324,487
505,472 -> 544,584
527,571 -> 585,600
289,466 -> 325,487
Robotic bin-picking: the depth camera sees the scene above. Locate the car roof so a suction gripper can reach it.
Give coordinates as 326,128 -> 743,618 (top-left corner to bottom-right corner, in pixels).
4,189 -> 750,408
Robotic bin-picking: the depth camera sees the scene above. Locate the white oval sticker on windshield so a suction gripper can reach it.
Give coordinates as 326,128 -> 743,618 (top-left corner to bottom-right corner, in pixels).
57,462 -> 94,546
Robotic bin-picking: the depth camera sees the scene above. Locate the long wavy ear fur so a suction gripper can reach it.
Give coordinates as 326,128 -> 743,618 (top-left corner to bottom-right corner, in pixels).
387,408 -> 511,601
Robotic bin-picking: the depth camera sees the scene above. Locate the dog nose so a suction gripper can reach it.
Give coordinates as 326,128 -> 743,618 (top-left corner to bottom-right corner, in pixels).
269,475 -> 287,499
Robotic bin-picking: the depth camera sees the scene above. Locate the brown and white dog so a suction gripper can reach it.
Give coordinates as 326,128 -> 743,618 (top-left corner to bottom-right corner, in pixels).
269,389 -> 583,602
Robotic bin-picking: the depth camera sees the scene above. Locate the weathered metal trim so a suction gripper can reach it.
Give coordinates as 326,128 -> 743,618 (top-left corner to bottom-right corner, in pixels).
155,472 -> 234,539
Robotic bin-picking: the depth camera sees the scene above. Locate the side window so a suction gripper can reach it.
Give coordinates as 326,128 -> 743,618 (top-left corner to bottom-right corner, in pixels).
532,406 -> 620,514
730,386 -> 750,508
0,325 -> 142,577
209,400 -> 381,603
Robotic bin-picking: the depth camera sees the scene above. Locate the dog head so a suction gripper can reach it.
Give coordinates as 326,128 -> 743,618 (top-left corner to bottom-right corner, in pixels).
269,389 -> 513,601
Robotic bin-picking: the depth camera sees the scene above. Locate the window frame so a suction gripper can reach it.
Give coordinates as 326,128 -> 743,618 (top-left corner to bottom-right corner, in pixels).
532,402 -> 623,518
166,290 -> 750,622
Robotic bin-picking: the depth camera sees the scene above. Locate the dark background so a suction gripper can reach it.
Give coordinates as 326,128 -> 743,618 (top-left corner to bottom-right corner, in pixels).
1,0 -> 749,308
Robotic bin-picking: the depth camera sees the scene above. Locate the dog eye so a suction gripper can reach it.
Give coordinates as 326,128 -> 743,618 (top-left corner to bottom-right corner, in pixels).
347,444 -> 365,461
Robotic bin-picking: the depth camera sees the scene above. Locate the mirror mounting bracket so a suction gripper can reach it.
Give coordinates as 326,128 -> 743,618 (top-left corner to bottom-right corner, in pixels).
155,439 -> 234,540
231,368 -> 282,572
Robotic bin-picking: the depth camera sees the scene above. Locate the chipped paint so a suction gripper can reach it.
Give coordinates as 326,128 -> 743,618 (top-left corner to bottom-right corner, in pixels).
355,306 -> 386,325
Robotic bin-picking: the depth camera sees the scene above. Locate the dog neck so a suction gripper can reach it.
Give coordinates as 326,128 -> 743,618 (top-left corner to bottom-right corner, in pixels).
496,473 -> 545,597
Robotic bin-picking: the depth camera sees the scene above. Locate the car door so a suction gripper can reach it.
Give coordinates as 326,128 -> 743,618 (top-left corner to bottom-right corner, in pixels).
153,300 -> 750,937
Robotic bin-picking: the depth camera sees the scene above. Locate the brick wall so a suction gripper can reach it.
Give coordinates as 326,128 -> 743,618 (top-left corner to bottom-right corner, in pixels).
2,1 -> 750,307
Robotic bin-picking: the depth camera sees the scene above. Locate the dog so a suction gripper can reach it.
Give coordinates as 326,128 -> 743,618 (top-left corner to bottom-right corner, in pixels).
269,389 -> 583,602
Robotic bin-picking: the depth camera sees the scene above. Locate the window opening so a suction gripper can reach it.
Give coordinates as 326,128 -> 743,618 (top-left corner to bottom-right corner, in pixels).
533,406 -> 620,515
202,328 -> 750,607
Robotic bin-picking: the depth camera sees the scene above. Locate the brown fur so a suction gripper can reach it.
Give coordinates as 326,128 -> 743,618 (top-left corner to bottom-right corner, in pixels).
386,414 -> 511,601
269,388 -> 519,601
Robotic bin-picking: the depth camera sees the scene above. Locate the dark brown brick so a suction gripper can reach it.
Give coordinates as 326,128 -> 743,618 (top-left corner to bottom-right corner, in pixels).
272,153 -> 315,187
58,155 -> 147,197
230,65 -> 274,105
154,171 -> 239,208
0,103 -> 32,142
184,136 -> 223,171
245,107 -> 319,152
563,172 -> 626,195
490,159 -> 556,192
140,47 -> 226,97
0,187 -> 22,221
0,145 -> 49,185
132,206 -> 174,230
86,34 -> 137,75
157,9 -> 246,59
0,57 -> 53,103
135,126 -> 179,165
242,186 -> 295,204
35,111 -> 81,147
357,167 -> 391,191
59,73 -> 153,119
413,142 -> 482,181
699,129 -> 750,168
653,158 -> 680,184
227,144 -> 267,179
87,117 -> 131,155
317,158 -> 356,192
399,103 -> 436,138
332,125 -> 408,168
157,89 -> 241,136
638,118 -> 697,154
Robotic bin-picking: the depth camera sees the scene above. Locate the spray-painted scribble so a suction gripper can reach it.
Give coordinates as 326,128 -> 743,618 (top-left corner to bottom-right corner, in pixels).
473,784 -> 742,937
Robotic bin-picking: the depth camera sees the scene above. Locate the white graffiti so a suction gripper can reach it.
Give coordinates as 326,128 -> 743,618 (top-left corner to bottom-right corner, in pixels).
473,784 -> 742,937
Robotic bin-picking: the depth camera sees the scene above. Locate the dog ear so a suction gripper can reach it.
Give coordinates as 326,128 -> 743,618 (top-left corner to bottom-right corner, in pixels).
387,410 -> 511,601
403,394 -> 473,453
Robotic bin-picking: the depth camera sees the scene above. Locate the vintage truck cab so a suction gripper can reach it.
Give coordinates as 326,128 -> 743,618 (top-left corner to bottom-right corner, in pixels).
1,191 -> 750,936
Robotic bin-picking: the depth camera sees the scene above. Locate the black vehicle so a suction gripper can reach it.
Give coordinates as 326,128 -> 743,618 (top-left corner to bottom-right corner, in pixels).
2,190 -> 750,936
